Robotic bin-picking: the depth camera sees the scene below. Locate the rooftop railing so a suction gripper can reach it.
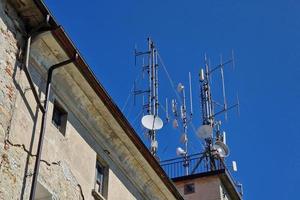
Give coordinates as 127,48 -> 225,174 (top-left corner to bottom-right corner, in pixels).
160,153 -> 225,179
160,153 -> 243,197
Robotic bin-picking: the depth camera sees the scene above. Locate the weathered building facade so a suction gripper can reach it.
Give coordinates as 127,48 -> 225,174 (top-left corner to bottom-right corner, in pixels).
0,1 -> 182,199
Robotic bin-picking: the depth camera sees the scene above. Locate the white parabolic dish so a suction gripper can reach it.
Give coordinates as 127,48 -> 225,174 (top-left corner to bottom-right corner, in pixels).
213,141 -> 229,157
197,125 -> 213,139
141,115 -> 164,130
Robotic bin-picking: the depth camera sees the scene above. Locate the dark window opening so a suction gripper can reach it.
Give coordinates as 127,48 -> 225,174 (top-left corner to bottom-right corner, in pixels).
52,100 -> 67,135
184,183 -> 195,195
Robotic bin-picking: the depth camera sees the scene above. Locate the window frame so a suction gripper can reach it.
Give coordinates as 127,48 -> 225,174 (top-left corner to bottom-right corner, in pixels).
92,158 -> 109,200
51,99 -> 68,135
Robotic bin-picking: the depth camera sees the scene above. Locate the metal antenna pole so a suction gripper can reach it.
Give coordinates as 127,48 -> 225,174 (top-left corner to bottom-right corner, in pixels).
194,52 -> 238,174
147,38 -> 159,156
201,54 -> 214,126
182,87 -> 189,175
148,38 -> 152,115
135,38 -> 163,158
200,54 -> 216,170
155,50 -> 159,117
177,83 -> 189,175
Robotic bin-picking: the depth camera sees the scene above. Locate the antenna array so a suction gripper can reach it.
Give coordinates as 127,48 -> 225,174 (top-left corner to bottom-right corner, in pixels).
172,73 -> 193,175
135,38 -> 163,157
191,52 -> 239,173
133,39 -> 239,174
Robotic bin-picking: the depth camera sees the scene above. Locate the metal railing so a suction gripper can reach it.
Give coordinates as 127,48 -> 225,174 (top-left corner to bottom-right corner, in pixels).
160,154 -> 243,197
160,153 -> 226,179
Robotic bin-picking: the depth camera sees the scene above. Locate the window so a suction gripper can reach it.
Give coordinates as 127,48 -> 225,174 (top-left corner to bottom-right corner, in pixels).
184,183 -> 195,195
95,162 -> 105,194
52,100 -> 67,135
92,160 -> 108,200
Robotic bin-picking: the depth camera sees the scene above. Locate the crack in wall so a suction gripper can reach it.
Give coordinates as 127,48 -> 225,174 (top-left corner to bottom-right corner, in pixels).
1,139 -> 85,200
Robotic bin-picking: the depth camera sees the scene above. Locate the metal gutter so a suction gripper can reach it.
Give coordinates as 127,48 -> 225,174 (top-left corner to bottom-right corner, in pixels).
19,15 -> 78,199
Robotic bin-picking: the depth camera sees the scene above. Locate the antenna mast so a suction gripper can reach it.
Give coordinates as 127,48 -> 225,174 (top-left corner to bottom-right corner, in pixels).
135,37 -> 163,157
193,53 -> 238,174
149,37 -> 160,156
174,75 -> 193,175
179,83 -> 189,175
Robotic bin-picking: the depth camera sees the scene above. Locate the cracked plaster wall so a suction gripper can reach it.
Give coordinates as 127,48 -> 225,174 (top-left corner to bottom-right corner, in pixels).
0,1 -> 90,199
0,1 -> 153,200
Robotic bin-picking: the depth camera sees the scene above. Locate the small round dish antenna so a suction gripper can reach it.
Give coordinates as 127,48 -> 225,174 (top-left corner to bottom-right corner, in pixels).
213,141 -> 229,157
177,83 -> 184,92
176,147 -> 186,156
197,125 -> 213,139
141,115 -> 163,130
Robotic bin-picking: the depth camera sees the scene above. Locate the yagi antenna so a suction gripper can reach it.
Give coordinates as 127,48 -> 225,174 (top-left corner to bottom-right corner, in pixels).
204,52 -> 239,121
220,54 -> 228,121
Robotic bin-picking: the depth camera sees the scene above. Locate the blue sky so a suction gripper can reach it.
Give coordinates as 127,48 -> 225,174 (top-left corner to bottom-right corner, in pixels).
44,0 -> 300,199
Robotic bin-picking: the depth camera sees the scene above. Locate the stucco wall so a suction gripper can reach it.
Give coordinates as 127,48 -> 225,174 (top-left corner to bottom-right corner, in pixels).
174,176 -> 222,200
0,0 -> 22,148
0,1 -> 26,198
0,1 -> 92,199
0,1 -> 149,200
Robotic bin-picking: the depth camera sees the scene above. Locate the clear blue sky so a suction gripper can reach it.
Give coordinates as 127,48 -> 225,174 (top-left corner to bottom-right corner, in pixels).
44,0 -> 300,199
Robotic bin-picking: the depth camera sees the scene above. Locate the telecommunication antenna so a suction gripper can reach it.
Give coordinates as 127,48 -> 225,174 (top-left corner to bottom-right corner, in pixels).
135,37 -> 163,157
173,73 -> 194,175
192,52 -> 239,173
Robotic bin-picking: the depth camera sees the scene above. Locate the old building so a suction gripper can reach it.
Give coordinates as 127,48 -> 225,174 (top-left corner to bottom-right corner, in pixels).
0,0 -> 183,199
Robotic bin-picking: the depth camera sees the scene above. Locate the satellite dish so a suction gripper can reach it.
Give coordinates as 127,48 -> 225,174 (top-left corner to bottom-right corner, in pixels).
177,83 -> 184,92
176,147 -> 186,156
213,141 -> 229,157
197,125 -> 213,139
141,115 -> 163,130
172,119 -> 179,129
